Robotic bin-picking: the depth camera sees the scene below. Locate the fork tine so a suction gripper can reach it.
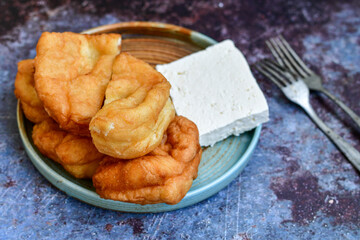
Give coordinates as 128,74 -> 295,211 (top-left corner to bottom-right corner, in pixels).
262,59 -> 297,83
272,37 -> 307,77
263,59 -> 287,71
278,35 -> 314,76
257,60 -> 293,86
267,38 -> 296,75
265,40 -> 285,67
255,64 -> 283,88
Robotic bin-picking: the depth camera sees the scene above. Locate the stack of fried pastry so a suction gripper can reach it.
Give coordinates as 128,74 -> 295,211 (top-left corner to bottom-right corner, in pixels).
14,32 -> 202,205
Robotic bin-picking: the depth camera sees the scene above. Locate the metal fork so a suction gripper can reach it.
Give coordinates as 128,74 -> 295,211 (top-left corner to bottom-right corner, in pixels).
266,35 -> 360,129
256,59 -> 360,171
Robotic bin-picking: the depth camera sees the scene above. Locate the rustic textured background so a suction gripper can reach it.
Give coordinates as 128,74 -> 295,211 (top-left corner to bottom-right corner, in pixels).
0,0 -> 359,239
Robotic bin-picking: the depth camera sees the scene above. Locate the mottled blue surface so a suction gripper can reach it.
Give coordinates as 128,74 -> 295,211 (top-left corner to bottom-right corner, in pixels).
0,0 -> 360,239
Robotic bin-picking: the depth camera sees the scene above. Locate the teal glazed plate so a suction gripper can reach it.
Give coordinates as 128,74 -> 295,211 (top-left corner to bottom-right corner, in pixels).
17,22 -> 262,213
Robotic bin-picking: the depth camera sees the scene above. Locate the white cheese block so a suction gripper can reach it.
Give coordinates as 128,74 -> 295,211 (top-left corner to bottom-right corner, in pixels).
156,40 -> 269,146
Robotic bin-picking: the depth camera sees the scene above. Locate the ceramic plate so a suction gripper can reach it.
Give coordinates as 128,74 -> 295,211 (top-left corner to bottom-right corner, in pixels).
17,22 -> 262,213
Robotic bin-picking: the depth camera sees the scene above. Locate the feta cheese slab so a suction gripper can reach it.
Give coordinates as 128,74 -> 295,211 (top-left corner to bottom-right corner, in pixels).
156,40 -> 269,146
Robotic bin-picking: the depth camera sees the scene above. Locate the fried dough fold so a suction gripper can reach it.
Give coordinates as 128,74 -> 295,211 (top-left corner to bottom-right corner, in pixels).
34,32 -> 121,136
90,53 -> 175,159
14,59 -> 49,123
32,119 -> 104,178
93,116 -> 202,205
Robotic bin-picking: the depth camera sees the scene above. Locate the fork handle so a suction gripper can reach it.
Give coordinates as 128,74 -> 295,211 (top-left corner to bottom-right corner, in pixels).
320,88 -> 360,129
302,103 -> 360,171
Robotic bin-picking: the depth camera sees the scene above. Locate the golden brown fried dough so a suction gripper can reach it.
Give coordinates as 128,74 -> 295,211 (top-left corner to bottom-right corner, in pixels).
14,59 -> 49,123
90,53 -> 175,159
32,119 -> 104,178
93,116 -> 202,205
34,32 -> 121,136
